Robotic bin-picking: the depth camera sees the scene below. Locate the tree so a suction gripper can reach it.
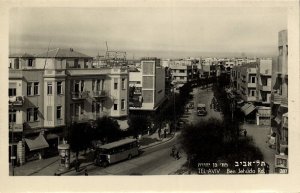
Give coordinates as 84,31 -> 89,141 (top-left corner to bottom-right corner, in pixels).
127,115 -> 150,138
94,116 -> 123,143
69,122 -> 91,160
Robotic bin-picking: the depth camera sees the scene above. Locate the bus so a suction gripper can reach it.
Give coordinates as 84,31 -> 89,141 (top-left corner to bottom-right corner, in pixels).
94,138 -> 139,167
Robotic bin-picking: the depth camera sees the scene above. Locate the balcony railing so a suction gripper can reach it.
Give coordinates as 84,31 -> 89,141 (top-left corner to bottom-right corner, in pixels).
247,83 -> 256,88
92,90 -> 107,98
9,123 -> 23,132
9,96 -> 25,106
71,114 -> 90,123
271,93 -> 282,104
71,91 -> 89,100
281,97 -> 288,107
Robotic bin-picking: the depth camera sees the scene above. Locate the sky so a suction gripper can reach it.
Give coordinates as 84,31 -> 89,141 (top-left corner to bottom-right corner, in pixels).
9,7 -> 287,59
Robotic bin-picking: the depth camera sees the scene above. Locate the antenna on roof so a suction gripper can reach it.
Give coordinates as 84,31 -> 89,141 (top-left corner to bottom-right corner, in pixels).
43,40 -> 52,70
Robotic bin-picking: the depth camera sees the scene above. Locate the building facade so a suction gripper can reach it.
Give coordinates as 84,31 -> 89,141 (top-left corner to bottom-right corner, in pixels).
271,30 -> 288,173
128,57 -> 166,111
9,48 -> 129,164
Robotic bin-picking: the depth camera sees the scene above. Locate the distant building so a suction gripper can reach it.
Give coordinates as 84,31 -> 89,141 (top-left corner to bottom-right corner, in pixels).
271,30 -> 288,174
169,60 -> 198,85
9,48 -> 129,164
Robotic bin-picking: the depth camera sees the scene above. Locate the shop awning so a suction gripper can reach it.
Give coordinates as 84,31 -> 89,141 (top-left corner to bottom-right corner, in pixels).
241,103 -> 256,116
25,135 -> 49,151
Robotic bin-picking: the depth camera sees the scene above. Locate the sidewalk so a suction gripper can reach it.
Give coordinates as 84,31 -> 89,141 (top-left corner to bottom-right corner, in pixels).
241,123 -> 276,173
11,132 -> 176,176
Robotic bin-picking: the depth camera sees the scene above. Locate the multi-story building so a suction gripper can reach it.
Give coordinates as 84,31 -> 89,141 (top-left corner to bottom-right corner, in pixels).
9,48 -> 129,164
169,60 -> 197,85
256,58 -> 272,105
232,63 -> 257,102
271,30 -> 288,174
128,57 -> 166,111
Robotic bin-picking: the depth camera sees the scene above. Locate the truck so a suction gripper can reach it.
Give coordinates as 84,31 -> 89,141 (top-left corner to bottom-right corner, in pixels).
197,103 -> 207,116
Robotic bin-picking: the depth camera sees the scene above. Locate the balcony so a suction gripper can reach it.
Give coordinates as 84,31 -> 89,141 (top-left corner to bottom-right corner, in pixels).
71,91 -> 89,100
92,90 -> 107,99
9,123 -> 23,132
44,69 -> 66,77
271,93 -> 282,104
258,84 -> 271,92
9,70 -> 23,79
9,96 -> 25,106
281,97 -> 288,107
247,83 -> 256,88
71,114 -> 90,123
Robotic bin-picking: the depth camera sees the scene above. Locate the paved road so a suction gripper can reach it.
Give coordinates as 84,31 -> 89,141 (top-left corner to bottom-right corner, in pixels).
66,135 -> 186,176
184,86 -> 222,125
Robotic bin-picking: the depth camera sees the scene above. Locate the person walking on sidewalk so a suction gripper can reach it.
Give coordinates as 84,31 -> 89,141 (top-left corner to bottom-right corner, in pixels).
244,130 -> 247,137
84,169 -> 88,176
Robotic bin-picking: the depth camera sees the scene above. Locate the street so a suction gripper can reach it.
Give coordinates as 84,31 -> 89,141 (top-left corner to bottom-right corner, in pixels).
78,85 -> 221,175
64,135 -> 185,175
185,85 -> 222,125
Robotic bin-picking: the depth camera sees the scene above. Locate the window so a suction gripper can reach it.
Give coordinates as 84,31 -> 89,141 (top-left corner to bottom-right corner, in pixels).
250,90 -> 256,97
180,77 -> 184,80
251,76 -> 256,83
122,78 -> 126,89
27,108 -> 33,122
114,103 -> 118,110
9,88 -> 16,97
96,80 -> 100,91
9,110 -> 16,123
121,99 -> 125,110
179,70 -> 185,73
47,82 -> 53,95
28,59 -> 33,67
34,82 -> 39,95
34,108 -> 39,121
57,81 -> 62,95
114,78 -> 118,90
57,106 -> 62,119
96,103 -> 100,112
27,83 -> 33,96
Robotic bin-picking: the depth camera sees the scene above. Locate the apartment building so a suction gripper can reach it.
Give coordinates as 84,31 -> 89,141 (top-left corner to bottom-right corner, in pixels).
169,60 -> 197,84
231,63 -> 257,103
9,48 -> 128,164
271,30 -> 288,173
128,57 -> 166,111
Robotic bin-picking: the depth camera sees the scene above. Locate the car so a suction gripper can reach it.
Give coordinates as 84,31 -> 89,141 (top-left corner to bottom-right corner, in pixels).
197,103 -> 207,116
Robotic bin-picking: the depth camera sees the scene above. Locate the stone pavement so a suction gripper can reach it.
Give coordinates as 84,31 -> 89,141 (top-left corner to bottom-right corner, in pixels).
11,132 -> 176,176
241,123 -> 276,173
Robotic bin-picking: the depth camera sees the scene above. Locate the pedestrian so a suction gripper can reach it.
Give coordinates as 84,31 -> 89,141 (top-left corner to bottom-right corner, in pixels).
158,128 -> 161,139
265,163 -> 270,174
171,145 -> 176,157
164,128 -> 167,138
84,169 -> 88,176
176,149 -> 180,160
244,130 -> 247,137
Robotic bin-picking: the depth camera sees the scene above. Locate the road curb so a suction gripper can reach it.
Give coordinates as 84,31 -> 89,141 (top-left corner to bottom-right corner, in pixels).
140,133 -> 177,150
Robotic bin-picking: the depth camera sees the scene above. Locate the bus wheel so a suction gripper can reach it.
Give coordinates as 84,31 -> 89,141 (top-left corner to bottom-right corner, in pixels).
128,154 -> 132,160
102,161 -> 109,168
